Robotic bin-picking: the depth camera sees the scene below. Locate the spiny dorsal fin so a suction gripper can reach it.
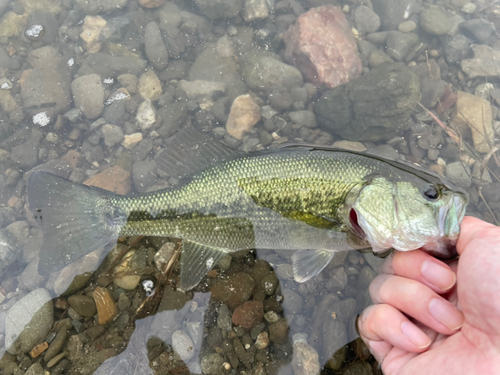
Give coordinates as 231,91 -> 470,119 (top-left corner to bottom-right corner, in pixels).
156,128 -> 243,180
179,240 -> 227,292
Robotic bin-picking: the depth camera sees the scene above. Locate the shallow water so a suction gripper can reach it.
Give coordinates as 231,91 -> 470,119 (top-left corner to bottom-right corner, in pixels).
0,0 -> 499,374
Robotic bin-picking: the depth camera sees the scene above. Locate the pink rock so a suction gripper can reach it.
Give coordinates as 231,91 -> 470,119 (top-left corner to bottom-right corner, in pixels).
284,5 -> 362,89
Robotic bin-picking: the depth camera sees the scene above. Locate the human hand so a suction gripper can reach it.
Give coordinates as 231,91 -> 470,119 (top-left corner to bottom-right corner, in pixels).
357,216 -> 500,374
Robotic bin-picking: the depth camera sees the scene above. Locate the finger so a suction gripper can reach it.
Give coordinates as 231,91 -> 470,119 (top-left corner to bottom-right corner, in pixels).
381,250 -> 456,293
370,274 -> 464,335
457,216 -> 500,256
358,304 -> 431,353
366,339 -> 392,363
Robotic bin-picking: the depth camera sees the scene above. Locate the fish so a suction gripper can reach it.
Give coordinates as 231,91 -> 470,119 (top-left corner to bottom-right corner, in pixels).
27,128 -> 468,291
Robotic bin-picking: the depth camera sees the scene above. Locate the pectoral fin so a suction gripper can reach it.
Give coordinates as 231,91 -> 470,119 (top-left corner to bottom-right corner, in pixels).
291,249 -> 335,283
179,240 -> 227,292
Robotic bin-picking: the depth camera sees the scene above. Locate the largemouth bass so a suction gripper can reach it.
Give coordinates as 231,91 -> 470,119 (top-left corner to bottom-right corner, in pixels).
27,129 -> 467,291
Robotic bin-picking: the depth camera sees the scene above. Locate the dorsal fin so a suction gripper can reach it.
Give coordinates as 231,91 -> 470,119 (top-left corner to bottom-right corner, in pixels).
155,128 -> 243,180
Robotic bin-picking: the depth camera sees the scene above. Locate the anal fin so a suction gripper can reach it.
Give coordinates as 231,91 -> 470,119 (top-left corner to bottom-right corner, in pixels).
179,240 -> 227,292
291,249 -> 335,283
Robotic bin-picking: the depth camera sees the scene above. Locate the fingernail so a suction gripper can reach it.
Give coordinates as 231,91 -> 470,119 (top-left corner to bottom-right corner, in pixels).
429,298 -> 464,331
421,260 -> 456,291
400,321 -> 431,349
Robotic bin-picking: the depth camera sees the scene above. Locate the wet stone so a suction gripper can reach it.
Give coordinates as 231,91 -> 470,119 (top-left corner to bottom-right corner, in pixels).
281,288 -> 303,315
268,320 -> 289,344
172,330 -> 195,361
353,5 -> 380,35
292,342 -> 320,375
93,287 -> 118,325
461,18 -> 494,43
68,295 -> 96,318
210,272 -> 255,310
217,304 -> 232,332
144,21 -> 168,70
445,162 -> 472,188
201,353 -> 224,374
385,31 -> 419,61
420,7 -> 451,36
232,301 -> 264,331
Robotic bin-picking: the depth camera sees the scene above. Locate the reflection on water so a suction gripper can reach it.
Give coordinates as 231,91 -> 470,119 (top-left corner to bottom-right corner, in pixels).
0,0 -> 499,374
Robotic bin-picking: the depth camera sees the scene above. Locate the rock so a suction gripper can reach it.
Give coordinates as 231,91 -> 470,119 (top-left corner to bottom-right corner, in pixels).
140,0 -> 165,7
178,80 -> 226,101
25,363 -> 44,375
452,91 -> 493,153
195,0 -> 243,19
288,110 -> 317,128
461,45 -> 500,78
156,102 -> 187,137
172,330 -> 195,361
68,295 -> 97,317
136,99 -> 156,130
75,0 -> 128,14
385,31 -> 419,61
18,258 -> 45,291
80,15 -> 107,53
371,0 -> 415,30
442,34 -> 470,64
281,288 -> 303,315
332,140 -> 367,152
144,21 -> 168,70
113,275 -> 140,290
461,2 -> 476,13
268,320 -> 289,344
315,63 -> 420,141
217,304 -> 232,332
242,55 -> 303,92
139,70 -> 162,101
461,18 -> 495,42
445,162 -> 472,188
210,272 -> 255,310
284,5 -> 361,89
21,47 -> 71,124
226,94 -> 261,140
368,50 -> 393,67
44,326 -> 67,362
292,342 -> 320,375
398,20 -> 416,33
93,287 -> 118,325
189,42 -> 247,101
10,130 -> 42,168
71,74 -> 104,120
201,353 -> 224,374
84,165 -> 131,194
242,0 -> 268,22
132,160 -> 158,193
5,288 -> 53,355
354,5 -> 380,35
118,74 -> 138,94
0,11 -> 28,38
122,133 -> 143,150
232,301 -> 264,330
255,331 -> 269,350
322,316 -> 347,370
25,11 -> 58,45
78,54 -> 147,77
158,286 -> 191,312
420,7 -> 451,35
101,124 -> 124,147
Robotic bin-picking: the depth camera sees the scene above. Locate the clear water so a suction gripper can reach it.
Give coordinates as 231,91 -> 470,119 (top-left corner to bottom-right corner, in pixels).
0,0 -> 499,374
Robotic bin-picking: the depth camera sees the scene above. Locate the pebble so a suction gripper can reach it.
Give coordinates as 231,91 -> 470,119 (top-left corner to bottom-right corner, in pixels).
172,330 -> 195,361
101,124 -> 124,147
136,99 -> 156,131
386,31 -> 419,61
242,0 -> 269,22
5,288 -> 54,355
445,162 -> 472,188
71,74 -> 105,120
332,140 -> 367,152
132,160 -> 158,193
232,301 -> 264,331
217,304 -> 233,332
211,273 -> 255,310
47,351 -> 66,368
144,21 -> 168,70
398,20 -> 417,33
353,5 -> 380,35
84,165 -> 131,195
93,287 -> 118,325
201,353 -> 224,374
420,7 -> 452,35
268,320 -> 289,344
226,94 -> 261,140
178,80 -> 226,101
461,18 -> 495,43
138,70 -> 162,101
80,15 -> 106,53
113,275 -> 141,290
281,288 -> 303,315
122,133 -> 143,150
461,2 -> 476,13
68,295 -> 97,318
25,363 -> 44,375
292,341 -> 320,375
288,110 -> 317,128
452,91 -> 493,153
44,327 -> 67,362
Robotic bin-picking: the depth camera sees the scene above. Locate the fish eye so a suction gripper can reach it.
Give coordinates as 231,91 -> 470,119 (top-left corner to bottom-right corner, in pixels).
423,185 -> 440,200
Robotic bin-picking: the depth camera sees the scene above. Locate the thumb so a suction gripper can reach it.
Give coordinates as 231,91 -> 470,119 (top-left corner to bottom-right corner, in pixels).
456,216 -> 500,256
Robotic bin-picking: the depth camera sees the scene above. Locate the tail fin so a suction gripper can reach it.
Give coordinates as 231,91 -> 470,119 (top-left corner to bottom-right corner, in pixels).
27,172 -> 118,275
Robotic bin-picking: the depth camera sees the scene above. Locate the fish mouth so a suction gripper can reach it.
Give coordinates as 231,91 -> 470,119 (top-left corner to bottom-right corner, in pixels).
349,208 -> 366,239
